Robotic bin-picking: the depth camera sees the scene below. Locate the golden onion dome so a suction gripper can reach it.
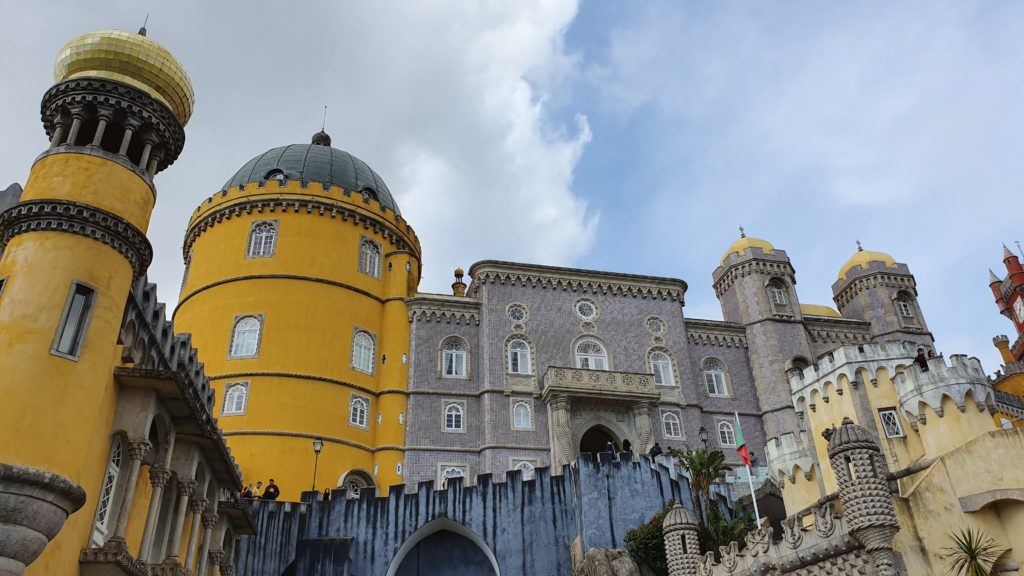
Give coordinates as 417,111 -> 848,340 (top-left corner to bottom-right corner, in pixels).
838,246 -> 896,281
799,303 -> 842,318
720,234 -> 775,264
54,29 -> 194,126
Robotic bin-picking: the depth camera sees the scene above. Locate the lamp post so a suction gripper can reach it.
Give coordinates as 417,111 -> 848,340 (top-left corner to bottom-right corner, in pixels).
311,438 -> 324,492
698,426 -> 709,450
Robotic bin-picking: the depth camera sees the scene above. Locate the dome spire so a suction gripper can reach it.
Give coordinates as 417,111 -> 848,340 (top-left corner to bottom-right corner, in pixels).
139,13 -> 149,36
856,239 -> 863,252
312,106 -> 332,146
739,225 -> 745,238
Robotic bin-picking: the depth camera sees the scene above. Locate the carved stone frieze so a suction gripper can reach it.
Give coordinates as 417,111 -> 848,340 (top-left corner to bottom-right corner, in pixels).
541,367 -> 660,404
467,261 -> 686,303
0,200 -> 153,278
713,259 -> 796,297
686,319 -> 748,349
833,272 -> 917,309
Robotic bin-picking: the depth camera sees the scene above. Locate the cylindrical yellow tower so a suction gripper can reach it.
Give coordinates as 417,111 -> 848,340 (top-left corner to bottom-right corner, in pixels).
174,131 -> 421,499
0,29 -> 192,574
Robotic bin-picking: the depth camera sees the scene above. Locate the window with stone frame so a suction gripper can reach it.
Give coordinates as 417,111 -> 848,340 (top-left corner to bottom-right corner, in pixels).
349,395 -> 369,428
507,338 -> 532,375
358,237 -> 382,278
444,402 -> 465,432
649,350 -> 675,386
575,338 -> 608,370
662,412 -> 682,438
895,292 -> 916,320
766,278 -> 790,314
91,435 -> 123,546
512,400 -> 533,430
229,315 -> 262,358
878,408 -> 905,438
703,358 -> 729,396
351,330 -> 375,374
440,465 -> 467,487
513,460 -> 536,481
441,336 -> 468,378
222,382 -> 249,416
53,282 -> 96,359
718,421 -> 737,446
246,220 -> 277,258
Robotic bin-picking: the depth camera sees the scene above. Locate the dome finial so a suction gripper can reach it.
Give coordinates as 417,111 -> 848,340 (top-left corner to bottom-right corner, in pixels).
312,106 -> 332,146
739,225 -> 745,238
856,239 -> 863,252
139,12 -> 149,36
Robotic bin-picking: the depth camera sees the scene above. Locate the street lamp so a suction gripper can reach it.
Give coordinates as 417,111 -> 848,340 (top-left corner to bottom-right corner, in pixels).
698,426 -> 710,449
311,438 -> 324,492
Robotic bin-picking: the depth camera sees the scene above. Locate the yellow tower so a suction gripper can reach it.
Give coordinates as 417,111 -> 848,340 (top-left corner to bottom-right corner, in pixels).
0,28 -> 192,573
174,131 -> 421,499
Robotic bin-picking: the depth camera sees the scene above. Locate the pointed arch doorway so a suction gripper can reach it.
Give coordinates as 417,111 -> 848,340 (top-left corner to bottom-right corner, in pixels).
579,425 -> 618,460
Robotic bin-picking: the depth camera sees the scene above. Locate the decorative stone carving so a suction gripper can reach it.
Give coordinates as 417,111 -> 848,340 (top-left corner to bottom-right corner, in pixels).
208,550 -> 225,566
781,516 -> 803,549
202,512 -> 219,530
178,479 -> 198,499
718,541 -> 739,573
0,463 -> 86,576
189,496 -> 208,515
128,439 -> 153,462
812,502 -> 835,538
0,199 -> 153,278
547,394 -> 574,473
150,465 -> 172,488
744,526 -> 772,556
631,402 -> 654,456
542,367 -> 660,403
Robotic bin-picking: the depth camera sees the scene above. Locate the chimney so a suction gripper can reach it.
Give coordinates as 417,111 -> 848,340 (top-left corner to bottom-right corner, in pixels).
452,268 -> 466,297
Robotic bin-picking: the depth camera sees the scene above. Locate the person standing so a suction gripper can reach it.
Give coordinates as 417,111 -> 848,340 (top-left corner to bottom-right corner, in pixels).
622,438 -> 633,454
649,442 -> 663,459
262,479 -> 281,501
253,481 -> 263,499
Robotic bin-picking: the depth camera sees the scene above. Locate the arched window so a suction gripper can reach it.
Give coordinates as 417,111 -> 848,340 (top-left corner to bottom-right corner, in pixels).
340,471 -> 375,500
349,396 -> 369,428
649,350 -> 675,386
92,436 -> 122,545
718,421 -> 736,446
662,412 -> 682,438
441,466 -> 466,487
575,339 -> 608,370
512,401 -> 532,429
767,278 -> 787,307
896,294 -> 915,318
703,358 -> 728,396
222,383 -> 249,416
444,403 -> 464,431
441,337 -> 467,377
352,330 -> 375,374
229,316 -> 261,358
507,339 -> 532,374
247,221 -> 277,258
514,461 -> 536,481
358,238 -> 381,278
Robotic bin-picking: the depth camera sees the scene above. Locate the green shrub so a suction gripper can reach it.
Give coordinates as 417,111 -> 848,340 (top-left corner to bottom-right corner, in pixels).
624,500 -> 675,576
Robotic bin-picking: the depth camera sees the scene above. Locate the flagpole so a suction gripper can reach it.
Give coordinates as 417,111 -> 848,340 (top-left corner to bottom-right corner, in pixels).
735,411 -> 762,529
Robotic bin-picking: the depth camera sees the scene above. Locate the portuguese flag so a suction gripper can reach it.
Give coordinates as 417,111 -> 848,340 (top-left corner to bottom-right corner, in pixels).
735,413 -> 752,467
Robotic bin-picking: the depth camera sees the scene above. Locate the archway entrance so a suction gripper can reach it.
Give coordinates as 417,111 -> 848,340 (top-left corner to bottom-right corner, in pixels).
579,425 -> 617,459
386,518 -> 500,576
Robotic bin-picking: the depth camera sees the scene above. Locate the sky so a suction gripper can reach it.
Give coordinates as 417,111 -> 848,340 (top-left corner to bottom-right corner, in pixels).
1,1 -> 1021,372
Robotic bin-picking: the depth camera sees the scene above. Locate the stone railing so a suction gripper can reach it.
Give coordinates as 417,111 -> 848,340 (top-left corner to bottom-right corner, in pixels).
541,367 -> 660,402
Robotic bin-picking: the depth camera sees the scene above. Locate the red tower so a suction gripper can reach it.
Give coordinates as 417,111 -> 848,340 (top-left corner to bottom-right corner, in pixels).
991,244 -> 1024,362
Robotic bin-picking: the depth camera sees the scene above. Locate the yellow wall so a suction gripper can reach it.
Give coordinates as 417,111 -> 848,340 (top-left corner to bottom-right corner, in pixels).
0,153 -> 154,574
175,181 -> 420,499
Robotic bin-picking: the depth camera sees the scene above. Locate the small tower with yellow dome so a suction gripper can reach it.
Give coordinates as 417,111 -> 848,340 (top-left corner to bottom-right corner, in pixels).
832,242 -> 933,348
0,27 -> 193,573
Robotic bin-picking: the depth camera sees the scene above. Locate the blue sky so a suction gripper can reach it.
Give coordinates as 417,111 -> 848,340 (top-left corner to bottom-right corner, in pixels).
0,1 -> 1021,371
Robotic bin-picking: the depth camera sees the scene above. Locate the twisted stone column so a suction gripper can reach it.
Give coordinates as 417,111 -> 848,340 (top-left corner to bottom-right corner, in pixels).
185,497 -> 208,570
196,513 -> 218,576
139,465 -> 171,562
164,479 -> 197,562
632,402 -> 654,457
547,394 -> 574,473
108,439 -> 152,543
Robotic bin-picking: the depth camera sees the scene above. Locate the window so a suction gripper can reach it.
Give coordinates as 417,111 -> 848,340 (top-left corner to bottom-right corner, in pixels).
441,466 -> 466,486
441,337 -> 467,378
265,169 -> 285,181
514,461 -> 536,481
575,339 -> 608,370
879,409 -> 905,438
896,297 -> 914,318
0,276 -> 7,297
247,221 -> 277,258
358,238 -> 381,278
53,282 -> 96,359
222,383 -> 249,416
650,351 -> 675,386
718,421 -> 736,446
349,395 -> 369,428
341,471 -> 374,499
507,303 -> 528,322
662,412 -> 682,438
646,317 -> 666,335
574,298 -> 598,321
507,339 -> 532,374
229,316 -> 261,358
512,401 -> 532,430
92,436 -> 122,544
767,279 -> 788,312
351,330 -> 375,374
703,358 -> 728,396
444,402 -> 464,431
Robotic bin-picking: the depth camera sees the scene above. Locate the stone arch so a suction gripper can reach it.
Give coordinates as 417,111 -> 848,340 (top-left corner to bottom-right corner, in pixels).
337,468 -> 376,499
574,417 -> 627,458
385,517 -> 500,576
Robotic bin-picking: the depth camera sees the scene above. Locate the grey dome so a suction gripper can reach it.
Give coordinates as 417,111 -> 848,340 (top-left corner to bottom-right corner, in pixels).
223,142 -> 400,215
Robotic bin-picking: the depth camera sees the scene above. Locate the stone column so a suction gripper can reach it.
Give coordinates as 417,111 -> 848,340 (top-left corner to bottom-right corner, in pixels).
139,465 -> 171,562
164,479 -> 197,562
49,122 -> 66,148
147,151 -> 162,177
91,116 -> 110,146
118,125 -> 135,156
547,394 -> 574,473
65,113 -> 84,146
138,138 -> 155,169
662,504 -> 701,576
196,513 -> 218,576
108,439 -> 152,544
632,401 -> 654,458
208,550 -> 225,576
185,497 -> 208,570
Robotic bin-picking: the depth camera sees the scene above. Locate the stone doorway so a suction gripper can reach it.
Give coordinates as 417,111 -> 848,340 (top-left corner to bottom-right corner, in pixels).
579,425 -> 618,460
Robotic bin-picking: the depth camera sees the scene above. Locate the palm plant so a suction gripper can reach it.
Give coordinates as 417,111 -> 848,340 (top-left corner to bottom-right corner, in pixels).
674,447 -> 725,525
941,527 -> 1005,576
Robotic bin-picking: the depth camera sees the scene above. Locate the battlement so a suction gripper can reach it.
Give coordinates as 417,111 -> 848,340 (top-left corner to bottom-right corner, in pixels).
894,354 -> 995,422
766,431 -> 816,484
788,341 -> 918,409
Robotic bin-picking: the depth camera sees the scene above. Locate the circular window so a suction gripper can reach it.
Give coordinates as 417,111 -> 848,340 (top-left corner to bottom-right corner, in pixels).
507,303 -> 528,323
265,169 -> 285,181
646,317 -> 666,335
574,299 -> 598,321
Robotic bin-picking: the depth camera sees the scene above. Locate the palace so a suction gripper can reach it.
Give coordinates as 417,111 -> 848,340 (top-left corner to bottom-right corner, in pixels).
2,27 -> 1024,576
